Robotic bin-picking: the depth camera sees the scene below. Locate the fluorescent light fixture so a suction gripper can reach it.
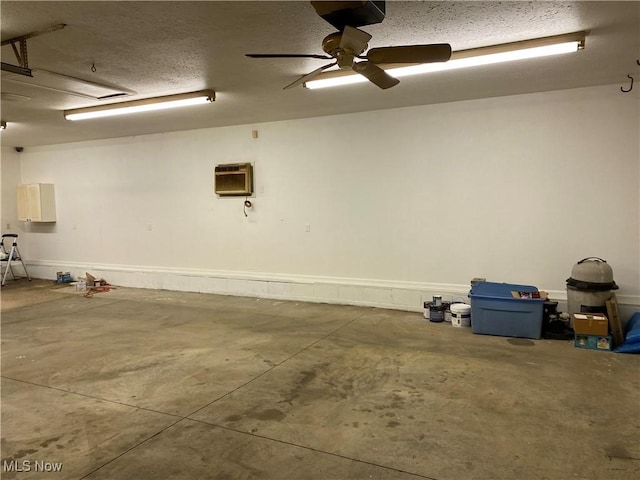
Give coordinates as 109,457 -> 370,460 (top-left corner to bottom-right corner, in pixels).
305,32 -> 586,89
0,121 -> 6,130
64,89 -> 215,121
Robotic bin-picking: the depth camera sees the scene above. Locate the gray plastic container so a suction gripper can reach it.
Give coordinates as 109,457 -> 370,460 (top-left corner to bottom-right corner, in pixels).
566,257 -> 618,315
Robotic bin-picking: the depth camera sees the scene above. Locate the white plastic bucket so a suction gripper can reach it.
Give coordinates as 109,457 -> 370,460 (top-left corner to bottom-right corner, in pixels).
451,303 -> 471,327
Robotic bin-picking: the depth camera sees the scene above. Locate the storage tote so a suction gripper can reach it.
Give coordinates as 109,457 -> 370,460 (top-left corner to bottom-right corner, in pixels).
469,281 -> 544,339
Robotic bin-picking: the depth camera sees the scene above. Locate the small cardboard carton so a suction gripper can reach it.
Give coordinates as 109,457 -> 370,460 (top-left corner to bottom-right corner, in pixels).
572,313 -> 609,336
510,290 -> 548,300
56,271 -> 72,283
574,334 -> 612,351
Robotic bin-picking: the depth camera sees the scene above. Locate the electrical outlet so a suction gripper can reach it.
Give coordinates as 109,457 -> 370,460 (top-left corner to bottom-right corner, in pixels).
5,223 -> 10,230
305,224 -> 311,232
147,223 -> 153,231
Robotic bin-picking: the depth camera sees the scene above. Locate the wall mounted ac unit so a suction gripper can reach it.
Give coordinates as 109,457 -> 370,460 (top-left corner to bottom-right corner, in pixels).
214,163 -> 253,196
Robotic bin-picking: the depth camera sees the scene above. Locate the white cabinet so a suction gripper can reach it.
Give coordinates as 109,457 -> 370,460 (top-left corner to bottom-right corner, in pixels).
17,183 -> 56,222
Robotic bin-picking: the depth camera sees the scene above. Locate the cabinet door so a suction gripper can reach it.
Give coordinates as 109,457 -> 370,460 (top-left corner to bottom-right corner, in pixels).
16,184 -> 30,221
37,184 -> 56,222
27,184 -> 43,221
16,183 -> 56,222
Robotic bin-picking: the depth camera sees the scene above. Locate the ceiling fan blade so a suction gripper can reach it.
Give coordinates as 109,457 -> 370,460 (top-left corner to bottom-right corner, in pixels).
283,61 -> 337,90
339,25 -> 372,55
366,44 -> 452,64
352,61 -> 399,89
246,53 -> 333,60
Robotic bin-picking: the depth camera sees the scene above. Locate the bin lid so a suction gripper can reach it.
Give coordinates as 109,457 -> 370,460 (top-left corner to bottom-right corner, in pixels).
469,281 -> 539,299
566,257 -> 618,291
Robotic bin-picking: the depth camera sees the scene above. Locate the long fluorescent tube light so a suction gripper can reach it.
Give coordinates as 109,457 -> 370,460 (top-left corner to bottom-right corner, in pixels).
64,89 -> 215,121
305,32 -> 586,89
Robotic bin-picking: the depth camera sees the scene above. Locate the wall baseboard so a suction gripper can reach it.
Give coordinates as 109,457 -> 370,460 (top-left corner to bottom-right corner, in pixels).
23,260 -> 640,321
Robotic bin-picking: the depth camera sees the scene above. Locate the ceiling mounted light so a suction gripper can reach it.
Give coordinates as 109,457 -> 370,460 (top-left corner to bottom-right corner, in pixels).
64,89 -> 215,121
304,31 -> 586,89
0,121 -> 6,130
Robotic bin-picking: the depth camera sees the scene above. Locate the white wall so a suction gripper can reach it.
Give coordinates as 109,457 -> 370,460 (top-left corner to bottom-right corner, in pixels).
6,85 -> 640,314
1,146 -> 21,234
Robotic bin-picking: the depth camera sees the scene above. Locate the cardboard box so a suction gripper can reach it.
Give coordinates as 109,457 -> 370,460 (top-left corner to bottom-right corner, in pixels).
574,334 -> 612,351
56,271 -> 72,283
572,313 -> 609,336
606,295 -> 624,347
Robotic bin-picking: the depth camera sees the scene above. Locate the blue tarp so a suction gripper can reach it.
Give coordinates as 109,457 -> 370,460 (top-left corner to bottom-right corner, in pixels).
615,312 -> 640,353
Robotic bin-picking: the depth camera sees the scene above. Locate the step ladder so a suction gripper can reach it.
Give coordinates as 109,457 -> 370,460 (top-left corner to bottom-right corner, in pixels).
1,234 -> 31,286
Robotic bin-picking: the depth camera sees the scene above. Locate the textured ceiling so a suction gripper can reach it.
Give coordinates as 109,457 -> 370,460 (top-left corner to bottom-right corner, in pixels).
0,1 -> 639,147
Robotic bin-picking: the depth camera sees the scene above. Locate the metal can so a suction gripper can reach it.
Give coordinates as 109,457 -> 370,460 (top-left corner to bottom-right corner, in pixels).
423,301 -> 431,319
443,302 -> 452,322
429,305 -> 444,322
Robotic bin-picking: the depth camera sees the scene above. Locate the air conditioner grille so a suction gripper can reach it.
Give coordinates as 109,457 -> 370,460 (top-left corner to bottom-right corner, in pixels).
214,163 -> 253,196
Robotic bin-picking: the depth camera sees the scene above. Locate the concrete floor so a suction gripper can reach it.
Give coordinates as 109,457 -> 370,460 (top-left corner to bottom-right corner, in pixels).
1,279 -> 639,480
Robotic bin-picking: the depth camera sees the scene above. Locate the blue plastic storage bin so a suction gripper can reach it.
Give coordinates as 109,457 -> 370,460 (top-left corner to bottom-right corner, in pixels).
469,282 -> 544,339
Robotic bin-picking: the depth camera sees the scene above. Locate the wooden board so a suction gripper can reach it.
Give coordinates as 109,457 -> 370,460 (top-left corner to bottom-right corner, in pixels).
606,294 -> 624,346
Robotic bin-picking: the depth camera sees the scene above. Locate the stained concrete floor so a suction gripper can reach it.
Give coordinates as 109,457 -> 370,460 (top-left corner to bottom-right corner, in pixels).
1,279 -> 639,480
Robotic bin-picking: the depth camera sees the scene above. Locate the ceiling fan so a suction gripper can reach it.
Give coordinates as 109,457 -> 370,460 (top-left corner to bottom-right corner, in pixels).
246,1 -> 452,90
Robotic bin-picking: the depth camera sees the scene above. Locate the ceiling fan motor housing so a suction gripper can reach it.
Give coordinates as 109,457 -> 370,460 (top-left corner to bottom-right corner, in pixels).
322,32 -> 345,55
322,31 -> 368,57
311,1 -> 385,31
